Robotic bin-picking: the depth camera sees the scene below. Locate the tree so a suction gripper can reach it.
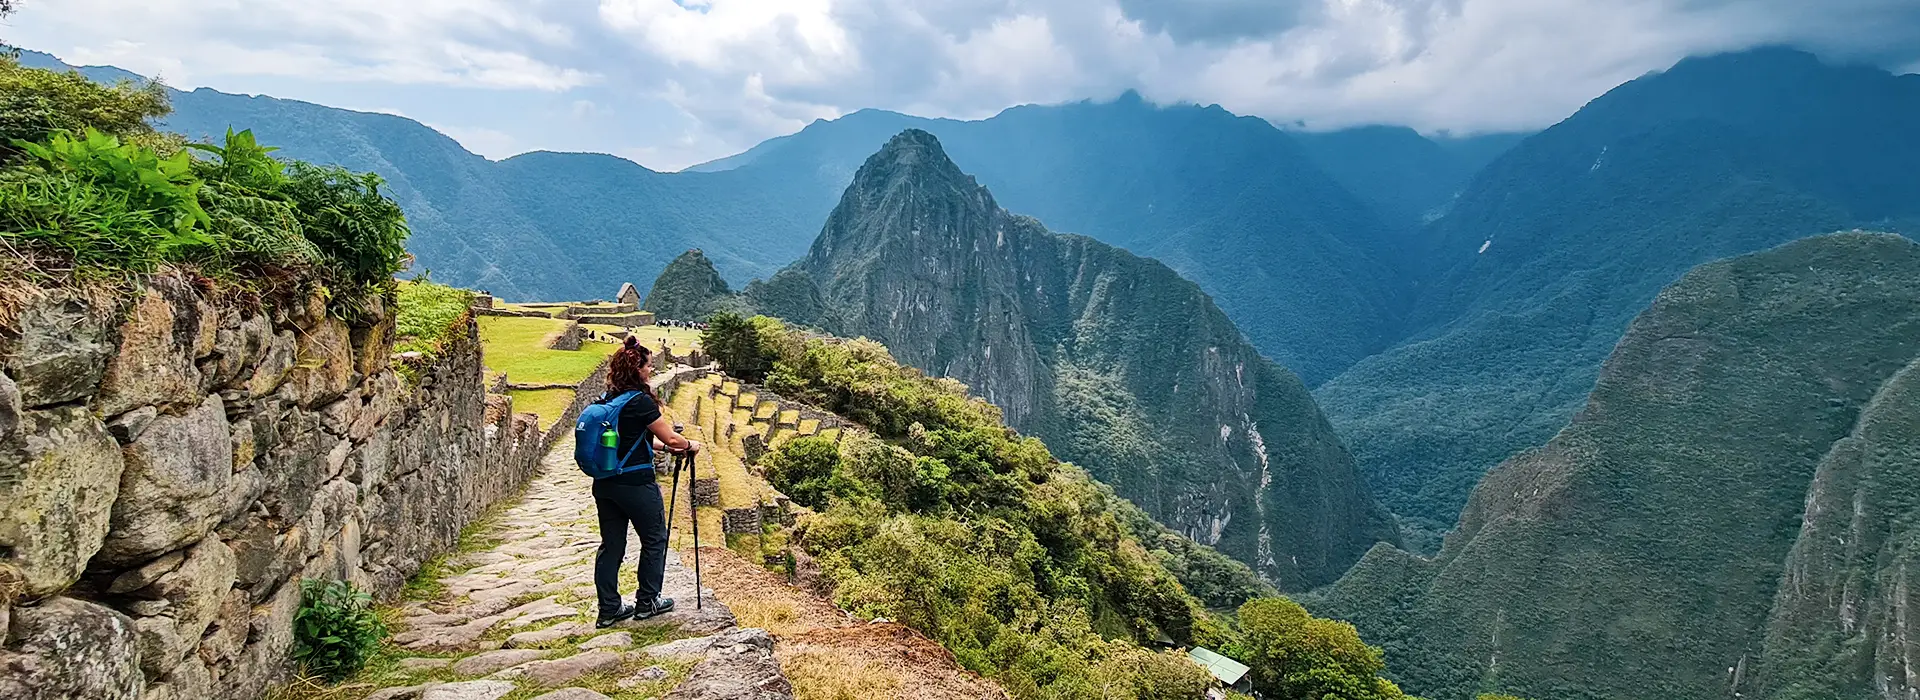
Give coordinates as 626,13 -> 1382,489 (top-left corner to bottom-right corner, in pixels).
1233,597 -> 1406,700
762,435 -> 841,508
700,310 -> 775,382
0,51 -> 173,159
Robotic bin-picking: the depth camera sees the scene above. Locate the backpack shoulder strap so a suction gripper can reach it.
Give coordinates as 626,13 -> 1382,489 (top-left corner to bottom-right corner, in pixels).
606,391 -> 651,469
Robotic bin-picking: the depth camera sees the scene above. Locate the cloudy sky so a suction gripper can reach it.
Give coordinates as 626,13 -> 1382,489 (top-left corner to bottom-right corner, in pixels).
7,0 -> 1919,171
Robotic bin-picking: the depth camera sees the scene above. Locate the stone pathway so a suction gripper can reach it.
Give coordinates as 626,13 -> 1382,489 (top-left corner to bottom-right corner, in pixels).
338,436 -> 791,700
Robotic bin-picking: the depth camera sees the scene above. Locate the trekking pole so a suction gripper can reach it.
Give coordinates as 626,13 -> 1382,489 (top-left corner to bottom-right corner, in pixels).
689,448 -> 703,610
664,424 -> 684,546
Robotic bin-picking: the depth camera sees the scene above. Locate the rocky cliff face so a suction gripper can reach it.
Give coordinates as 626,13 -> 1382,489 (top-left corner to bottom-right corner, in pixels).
1756,354 -> 1920,699
760,129 -> 1396,589
0,276 -> 551,700
1316,232 -> 1920,700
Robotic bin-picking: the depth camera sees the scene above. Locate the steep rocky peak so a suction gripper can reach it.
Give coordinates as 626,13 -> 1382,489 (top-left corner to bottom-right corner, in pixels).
805,129 -> 1005,270
851,128 -> 992,214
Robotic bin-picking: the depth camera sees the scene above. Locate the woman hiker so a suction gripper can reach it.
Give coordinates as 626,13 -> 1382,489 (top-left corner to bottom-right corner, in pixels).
592,337 -> 701,628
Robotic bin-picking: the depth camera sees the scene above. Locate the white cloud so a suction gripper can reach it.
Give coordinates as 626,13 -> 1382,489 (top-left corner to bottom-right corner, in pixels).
428,123 -> 522,160
592,0 -> 1920,151
8,0 -> 1919,168
10,0 -> 597,90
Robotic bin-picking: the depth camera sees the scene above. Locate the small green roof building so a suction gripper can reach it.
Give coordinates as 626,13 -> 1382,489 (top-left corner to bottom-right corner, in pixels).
1188,646 -> 1251,689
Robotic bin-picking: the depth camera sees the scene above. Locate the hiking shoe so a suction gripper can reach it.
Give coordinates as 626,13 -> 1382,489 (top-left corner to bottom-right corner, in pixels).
636,597 -> 675,619
596,604 -> 637,628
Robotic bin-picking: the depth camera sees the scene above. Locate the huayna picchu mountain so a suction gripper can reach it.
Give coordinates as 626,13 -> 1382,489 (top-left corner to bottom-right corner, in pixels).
665,129 -> 1397,589
1315,232 -> 1920,700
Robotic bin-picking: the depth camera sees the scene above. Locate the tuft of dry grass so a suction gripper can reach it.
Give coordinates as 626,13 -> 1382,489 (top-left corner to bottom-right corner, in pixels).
784,650 -> 906,700
728,597 -> 805,636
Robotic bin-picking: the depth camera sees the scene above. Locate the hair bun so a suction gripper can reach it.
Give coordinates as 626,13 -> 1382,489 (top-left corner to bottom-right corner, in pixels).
623,336 -> 639,349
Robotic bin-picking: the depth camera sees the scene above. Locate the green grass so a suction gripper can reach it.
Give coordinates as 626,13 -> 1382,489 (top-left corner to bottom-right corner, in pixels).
586,323 -> 704,353
507,388 -> 575,430
477,315 -> 617,385
393,280 -> 471,355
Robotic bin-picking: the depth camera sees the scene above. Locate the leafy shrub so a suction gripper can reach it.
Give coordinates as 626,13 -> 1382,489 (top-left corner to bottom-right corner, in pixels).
745,316 -> 1403,698
762,434 -> 842,507
702,310 -> 778,381
0,58 -> 412,314
277,161 -> 410,289
292,578 -> 387,683
0,129 -> 210,273
1228,596 -> 1405,700
0,53 -> 172,159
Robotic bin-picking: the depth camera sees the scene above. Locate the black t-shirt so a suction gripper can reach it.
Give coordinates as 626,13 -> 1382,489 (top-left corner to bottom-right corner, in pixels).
603,389 -> 660,470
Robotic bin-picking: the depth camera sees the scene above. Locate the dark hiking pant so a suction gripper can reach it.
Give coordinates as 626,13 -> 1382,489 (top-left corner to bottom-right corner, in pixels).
592,472 -> 667,615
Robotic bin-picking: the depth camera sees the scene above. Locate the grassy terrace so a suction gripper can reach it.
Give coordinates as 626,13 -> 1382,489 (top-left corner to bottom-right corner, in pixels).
656,373 -> 830,557
477,315 -> 619,428
589,324 -> 704,354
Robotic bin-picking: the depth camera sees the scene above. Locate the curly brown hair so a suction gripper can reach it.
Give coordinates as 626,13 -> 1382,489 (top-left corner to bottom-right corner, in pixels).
608,336 -> 655,399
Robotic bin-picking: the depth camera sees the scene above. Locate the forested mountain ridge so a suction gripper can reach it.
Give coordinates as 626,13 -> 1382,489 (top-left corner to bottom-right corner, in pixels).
25,45 -> 1488,385
682,94 -> 1496,383
1315,232 -> 1920,700
12,50 -> 835,301
1315,48 -> 1920,545
684,129 -> 1398,589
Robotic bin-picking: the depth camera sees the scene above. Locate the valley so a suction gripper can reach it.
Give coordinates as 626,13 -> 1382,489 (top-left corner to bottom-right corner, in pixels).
5,32 -> 1920,700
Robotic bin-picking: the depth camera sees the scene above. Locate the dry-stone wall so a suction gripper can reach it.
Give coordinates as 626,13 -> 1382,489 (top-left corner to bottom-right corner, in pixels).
0,275 -> 549,700
545,322 -> 585,351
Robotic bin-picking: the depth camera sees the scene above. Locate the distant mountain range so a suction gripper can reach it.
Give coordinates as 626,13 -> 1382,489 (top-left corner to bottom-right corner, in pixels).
651,130 -> 1398,589
1315,48 -> 1920,545
16,50 -> 1511,386
1318,232 -> 1920,700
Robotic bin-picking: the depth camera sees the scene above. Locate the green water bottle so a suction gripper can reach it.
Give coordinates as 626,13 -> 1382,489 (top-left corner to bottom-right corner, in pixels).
601,425 -> 619,471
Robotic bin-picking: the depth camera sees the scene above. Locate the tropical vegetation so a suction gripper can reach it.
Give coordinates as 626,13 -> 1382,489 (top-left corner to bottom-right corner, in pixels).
713,314 -> 1407,699
0,54 -> 410,317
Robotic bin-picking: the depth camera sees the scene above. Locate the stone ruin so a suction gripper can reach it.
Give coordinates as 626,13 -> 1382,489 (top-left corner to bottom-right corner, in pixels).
0,276 -> 560,700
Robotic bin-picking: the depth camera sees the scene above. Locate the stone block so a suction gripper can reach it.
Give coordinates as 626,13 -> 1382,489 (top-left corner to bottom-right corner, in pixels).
0,596 -> 143,700
0,405 -> 124,596
0,372 -> 17,444
2,292 -> 117,408
722,508 -> 761,535
125,539 -> 236,677
210,312 -> 271,390
97,279 -> 204,417
693,478 -> 720,507
546,322 -> 584,351
98,394 -> 231,565
246,329 -> 296,398
285,315 -> 353,407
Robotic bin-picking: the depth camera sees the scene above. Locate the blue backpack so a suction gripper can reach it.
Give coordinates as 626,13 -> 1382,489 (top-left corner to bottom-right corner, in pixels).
573,391 -> 654,479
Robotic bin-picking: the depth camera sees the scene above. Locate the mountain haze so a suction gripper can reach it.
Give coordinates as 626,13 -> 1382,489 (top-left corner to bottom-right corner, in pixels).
1317,232 -> 1920,700
1316,48 -> 1920,542
695,130 -> 1398,589
683,96 -> 1511,382
13,50 -> 829,301
28,44 -> 1478,386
